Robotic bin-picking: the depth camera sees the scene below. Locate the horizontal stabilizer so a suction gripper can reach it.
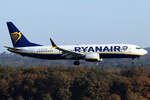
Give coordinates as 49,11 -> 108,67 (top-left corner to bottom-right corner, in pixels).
4,46 -> 21,51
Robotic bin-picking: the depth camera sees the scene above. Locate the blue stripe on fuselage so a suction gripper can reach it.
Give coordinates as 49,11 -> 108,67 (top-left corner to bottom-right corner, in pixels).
16,52 -> 140,60
20,53 -> 65,60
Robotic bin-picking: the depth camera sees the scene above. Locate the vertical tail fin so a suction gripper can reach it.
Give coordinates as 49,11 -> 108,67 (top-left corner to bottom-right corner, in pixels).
7,22 -> 41,47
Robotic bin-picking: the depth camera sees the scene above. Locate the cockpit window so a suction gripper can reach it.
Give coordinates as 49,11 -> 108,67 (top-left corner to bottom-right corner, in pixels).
136,47 -> 141,49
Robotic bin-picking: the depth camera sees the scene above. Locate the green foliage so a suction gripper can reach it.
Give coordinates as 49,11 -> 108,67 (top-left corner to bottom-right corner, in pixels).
42,93 -> 52,100
111,94 -> 121,100
70,71 -> 110,100
0,66 -> 149,100
126,92 -> 139,100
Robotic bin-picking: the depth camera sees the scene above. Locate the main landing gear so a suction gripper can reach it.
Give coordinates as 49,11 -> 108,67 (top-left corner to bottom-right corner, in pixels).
73,61 -> 80,65
131,57 -> 137,64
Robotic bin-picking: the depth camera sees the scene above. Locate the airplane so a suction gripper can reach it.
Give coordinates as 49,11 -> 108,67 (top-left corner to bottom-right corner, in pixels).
5,22 -> 148,65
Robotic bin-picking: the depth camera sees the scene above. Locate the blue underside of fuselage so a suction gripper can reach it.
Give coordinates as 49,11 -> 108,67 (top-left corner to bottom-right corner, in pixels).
18,53 -> 140,60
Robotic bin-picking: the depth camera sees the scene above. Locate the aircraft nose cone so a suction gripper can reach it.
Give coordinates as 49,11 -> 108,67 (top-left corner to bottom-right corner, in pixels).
143,49 -> 148,55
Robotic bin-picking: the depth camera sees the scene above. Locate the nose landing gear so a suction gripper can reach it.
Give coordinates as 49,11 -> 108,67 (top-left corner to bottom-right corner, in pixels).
132,59 -> 135,64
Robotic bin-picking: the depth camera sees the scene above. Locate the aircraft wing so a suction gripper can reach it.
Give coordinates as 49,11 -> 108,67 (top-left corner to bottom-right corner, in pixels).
50,38 -> 84,58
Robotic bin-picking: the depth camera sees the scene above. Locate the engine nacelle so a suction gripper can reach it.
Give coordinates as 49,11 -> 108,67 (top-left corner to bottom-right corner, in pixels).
85,53 -> 102,62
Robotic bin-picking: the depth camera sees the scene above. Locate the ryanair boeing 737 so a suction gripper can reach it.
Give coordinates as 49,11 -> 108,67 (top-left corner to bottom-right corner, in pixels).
5,22 -> 148,65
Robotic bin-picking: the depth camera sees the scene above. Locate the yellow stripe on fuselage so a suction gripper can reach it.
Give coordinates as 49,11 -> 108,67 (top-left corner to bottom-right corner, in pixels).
8,49 -> 62,55
83,52 -> 143,56
9,49 -> 142,56
99,52 -> 143,56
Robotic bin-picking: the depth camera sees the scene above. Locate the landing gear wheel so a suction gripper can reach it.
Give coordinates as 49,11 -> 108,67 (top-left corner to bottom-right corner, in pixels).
74,61 -> 80,65
131,58 -> 136,64
96,62 -> 102,65
132,61 -> 135,64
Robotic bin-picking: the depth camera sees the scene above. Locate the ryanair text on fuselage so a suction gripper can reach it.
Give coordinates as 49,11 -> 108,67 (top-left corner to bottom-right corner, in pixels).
74,46 -> 128,53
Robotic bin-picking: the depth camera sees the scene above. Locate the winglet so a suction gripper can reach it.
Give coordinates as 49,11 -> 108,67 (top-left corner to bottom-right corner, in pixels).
50,38 -> 57,49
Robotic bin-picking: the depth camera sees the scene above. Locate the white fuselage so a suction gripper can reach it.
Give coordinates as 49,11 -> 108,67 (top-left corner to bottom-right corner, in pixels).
12,44 -> 147,60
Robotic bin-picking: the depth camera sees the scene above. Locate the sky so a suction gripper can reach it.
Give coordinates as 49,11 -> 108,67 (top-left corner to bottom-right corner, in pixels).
0,0 -> 150,52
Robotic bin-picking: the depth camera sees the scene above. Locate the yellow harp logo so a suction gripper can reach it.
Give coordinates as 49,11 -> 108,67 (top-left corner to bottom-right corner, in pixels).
10,32 -> 22,44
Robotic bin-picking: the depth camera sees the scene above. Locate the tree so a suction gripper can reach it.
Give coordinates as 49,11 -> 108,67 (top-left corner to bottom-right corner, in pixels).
70,75 -> 110,100
42,93 -> 52,100
111,94 -> 121,100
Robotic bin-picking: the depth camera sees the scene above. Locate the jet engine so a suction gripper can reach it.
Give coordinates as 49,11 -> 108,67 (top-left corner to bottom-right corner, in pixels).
85,53 -> 102,62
